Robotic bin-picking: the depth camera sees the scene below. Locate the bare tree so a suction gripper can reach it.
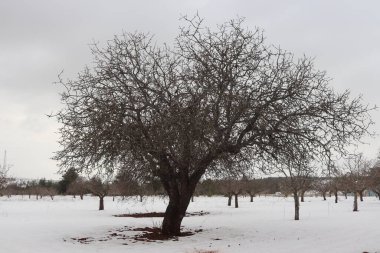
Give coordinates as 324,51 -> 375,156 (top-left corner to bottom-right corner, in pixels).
274,155 -> 315,220
369,164 -> 380,200
299,177 -> 313,202
67,177 -> 88,200
53,15 -> 373,235
217,179 -> 235,207
87,177 -> 110,210
313,178 -> 331,201
343,153 -> 371,212
244,178 -> 264,202
0,151 -> 10,192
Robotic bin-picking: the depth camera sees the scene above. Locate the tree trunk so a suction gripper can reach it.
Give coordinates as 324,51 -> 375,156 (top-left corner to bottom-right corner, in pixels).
140,195 -> 143,202
80,194 -> 83,200
191,195 -> 194,202
353,192 -> 358,212
359,191 -> 363,202
228,194 -> 232,206
234,194 -> 239,208
300,191 -> 305,202
293,191 -> 300,220
112,196 -> 115,202
161,192 -> 191,236
250,194 -> 254,202
99,196 -> 104,210
334,190 -> 338,203
322,193 -> 326,201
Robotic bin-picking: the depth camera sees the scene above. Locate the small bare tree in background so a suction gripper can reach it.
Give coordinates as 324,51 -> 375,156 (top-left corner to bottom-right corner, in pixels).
369,164 -> 380,200
313,178 -> 331,201
0,151 -> 10,193
244,178 -> 264,202
343,153 -> 371,212
274,155 -> 315,220
67,177 -> 88,200
88,177 -> 110,210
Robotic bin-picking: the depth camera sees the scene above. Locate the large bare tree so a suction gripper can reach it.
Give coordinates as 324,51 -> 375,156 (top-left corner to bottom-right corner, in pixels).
53,16 -> 372,235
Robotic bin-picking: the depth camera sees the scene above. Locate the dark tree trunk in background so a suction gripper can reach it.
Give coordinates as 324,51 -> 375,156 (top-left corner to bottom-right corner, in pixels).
250,194 -> 254,202
294,191 -> 300,220
80,194 -> 83,200
344,192 -> 348,199
322,193 -> 326,201
140,195 -> 143,202
99,196 -> 104,210
191,195 -> 194,202
228,195 -> 232,206
234,194 -> 239,208
359,191 -> 364,202
353,192 -> 358,212
334,191 -> 338,203
300,191 -> 305,202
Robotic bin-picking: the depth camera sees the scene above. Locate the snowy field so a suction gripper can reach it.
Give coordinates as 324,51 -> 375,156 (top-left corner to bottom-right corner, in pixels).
0,195 -> 379,253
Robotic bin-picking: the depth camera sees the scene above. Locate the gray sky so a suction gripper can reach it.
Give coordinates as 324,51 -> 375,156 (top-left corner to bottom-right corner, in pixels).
0,0 -> 379,179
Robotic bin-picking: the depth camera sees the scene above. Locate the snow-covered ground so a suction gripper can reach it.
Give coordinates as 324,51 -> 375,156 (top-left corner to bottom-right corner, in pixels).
0,195 -> 379,253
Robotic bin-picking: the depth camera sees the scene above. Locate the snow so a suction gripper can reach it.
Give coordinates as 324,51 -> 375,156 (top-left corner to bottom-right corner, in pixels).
0,195 -> 379,253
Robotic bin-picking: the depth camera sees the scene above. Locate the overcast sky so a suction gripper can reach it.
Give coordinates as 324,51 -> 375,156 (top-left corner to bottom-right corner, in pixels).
0,0 -> 379,179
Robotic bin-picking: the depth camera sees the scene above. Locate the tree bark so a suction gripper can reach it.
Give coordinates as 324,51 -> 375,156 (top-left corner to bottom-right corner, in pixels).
228,194 -> 232,206
160,173 -> 198,237
294,191 -> 300,220
250,194 -> 254,202
322,193 -> 326,201
353,192 -> 358,212
234,194 -> 239,208
334,190 -> 338,203
300,191 -> 305,202
99,196 -> 104,210
191,195 -> 194,202
161,192 -> 191,236
80,194 -> 83,200
359,191 -> 363,202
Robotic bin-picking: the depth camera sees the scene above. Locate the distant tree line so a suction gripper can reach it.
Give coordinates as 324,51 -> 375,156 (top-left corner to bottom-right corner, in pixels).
2,158 -> 380,217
